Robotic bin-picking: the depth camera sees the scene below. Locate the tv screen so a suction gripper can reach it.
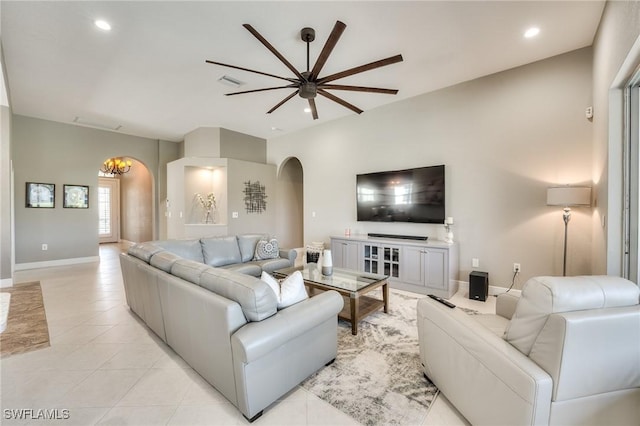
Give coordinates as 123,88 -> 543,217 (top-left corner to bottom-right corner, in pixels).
356,165 -> 445,223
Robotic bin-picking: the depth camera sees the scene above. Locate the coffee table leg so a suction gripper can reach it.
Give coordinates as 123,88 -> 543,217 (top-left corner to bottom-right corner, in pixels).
350,294 -> 358,335
383,281 -> 389,313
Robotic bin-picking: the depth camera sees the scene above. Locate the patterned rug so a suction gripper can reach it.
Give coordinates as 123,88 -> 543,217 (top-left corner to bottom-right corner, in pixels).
0,282 -> 50,358
302,290 -> 438,425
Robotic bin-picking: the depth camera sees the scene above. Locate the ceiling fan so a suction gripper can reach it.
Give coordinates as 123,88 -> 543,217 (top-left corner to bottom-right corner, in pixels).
206,21 -> 403,120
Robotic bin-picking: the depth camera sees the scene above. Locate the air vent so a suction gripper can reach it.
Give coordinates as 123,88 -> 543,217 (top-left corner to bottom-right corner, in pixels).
73,117 -> 122,131
217,75 -> 244,88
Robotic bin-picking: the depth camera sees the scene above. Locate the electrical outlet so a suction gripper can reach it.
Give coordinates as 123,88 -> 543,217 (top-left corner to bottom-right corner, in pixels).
513,263 -> 521,273
472,258 -> 479,268
42,244 -> 48,251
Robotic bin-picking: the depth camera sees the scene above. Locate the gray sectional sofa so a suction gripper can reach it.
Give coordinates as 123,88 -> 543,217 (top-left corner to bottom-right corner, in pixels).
119,234 -> 344,422
151,234 -> 296,276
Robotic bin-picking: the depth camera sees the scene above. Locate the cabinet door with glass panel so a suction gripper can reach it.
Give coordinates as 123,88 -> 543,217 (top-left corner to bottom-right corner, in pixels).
363,243 -> 400,280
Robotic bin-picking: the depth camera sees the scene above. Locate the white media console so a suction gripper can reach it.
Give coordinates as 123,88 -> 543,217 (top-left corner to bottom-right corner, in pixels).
330,235 -> 459,299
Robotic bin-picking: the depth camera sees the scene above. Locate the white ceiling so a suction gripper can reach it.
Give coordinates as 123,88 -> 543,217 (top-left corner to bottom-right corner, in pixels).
1,1 -> 605,142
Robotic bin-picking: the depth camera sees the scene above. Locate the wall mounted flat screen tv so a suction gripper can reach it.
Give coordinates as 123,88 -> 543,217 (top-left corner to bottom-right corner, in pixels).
356,165 -> 445,223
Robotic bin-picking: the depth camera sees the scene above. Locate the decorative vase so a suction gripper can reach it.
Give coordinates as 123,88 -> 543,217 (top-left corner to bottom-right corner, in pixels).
322,249 -> 333,276
204,210 -> 213,224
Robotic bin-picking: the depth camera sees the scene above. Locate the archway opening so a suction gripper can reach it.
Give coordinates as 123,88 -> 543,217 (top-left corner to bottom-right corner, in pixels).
98,157 -> 154,244
276,157 -> 304,249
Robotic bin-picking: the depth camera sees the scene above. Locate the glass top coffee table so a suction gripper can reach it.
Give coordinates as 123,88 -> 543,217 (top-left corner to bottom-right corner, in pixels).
273,265 -> 389,335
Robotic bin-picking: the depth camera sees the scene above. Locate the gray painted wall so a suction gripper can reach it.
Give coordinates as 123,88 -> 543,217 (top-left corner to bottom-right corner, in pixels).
269,48 -> 593,288
220,128 -> 266,164
0,104 -> 11,281
12,115 -> 179,264
182,127 -> 267,164
591,0 -> 640,276
1,45 -> 13,283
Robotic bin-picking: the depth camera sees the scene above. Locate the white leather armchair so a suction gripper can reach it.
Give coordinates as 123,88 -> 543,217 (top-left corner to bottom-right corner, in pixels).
417,276 -> 640,426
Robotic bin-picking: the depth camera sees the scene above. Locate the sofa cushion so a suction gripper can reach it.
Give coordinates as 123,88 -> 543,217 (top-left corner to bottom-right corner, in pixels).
252,258 -> 292,274
221,263 -> 262,277
200,268 -> 277,321
254,238 -> 279,260
150,251 -> 182,273
261,271 -> 308,309
504,275 -> 640,355
154,239 -> 204,263
237,234 -> 266,263
128,243 -> 164,263
171,259 -> 211,285
201,236 -> 242,267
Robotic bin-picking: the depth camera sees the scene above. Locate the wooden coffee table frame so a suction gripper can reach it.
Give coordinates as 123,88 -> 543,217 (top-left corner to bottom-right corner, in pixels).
273,267 -> 389,335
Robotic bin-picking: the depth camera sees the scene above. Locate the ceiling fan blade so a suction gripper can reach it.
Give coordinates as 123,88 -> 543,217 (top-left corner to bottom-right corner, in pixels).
317,54 -> 404,84
318,84 -> 398,95
318,89 -> 363,114
267,90 -> 299,114
205,60 -> 297,83
310,20 -> 346,80
308,98 -> 319,120
225,85 -> 297,96
243,24 -> 305,81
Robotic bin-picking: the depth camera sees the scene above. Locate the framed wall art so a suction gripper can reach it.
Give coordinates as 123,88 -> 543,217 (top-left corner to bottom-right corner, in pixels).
26,182 -> 55,208
63,184 -> 89,209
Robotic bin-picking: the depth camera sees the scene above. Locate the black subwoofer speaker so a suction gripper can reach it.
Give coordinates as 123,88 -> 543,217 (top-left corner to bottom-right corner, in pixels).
469,271 -> 489,301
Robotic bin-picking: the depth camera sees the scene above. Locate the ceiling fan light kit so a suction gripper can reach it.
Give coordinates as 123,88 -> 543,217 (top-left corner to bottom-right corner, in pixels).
206,20 -> 403,120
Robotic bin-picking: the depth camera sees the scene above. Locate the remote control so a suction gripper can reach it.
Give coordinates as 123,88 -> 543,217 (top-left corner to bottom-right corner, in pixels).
428,294 -> 456,308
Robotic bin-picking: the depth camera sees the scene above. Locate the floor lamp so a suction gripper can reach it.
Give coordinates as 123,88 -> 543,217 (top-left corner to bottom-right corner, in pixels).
547,186 -> 592,276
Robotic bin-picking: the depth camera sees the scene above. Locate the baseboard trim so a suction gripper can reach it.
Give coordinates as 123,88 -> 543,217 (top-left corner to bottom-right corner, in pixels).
0,277 -> 14,288
15,256 -> 100,271
457,280 -> 522,297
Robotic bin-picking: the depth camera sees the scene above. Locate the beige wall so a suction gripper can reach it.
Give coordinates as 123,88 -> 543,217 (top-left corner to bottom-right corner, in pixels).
276,157 -> 303,248
269,48 -> 593,288
591,0 -> 640,276
120,159 -> 153,243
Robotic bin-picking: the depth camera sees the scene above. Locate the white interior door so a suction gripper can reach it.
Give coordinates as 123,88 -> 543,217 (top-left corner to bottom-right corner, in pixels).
99,177 -> 120,243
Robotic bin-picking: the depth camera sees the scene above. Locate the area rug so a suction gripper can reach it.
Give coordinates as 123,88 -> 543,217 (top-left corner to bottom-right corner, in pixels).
0,281 -> 50,358
302,290 -> 438,426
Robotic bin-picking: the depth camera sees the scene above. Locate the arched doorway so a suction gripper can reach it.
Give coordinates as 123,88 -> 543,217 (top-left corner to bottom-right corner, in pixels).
98,157 -> 154,244
276,157 -> 304,248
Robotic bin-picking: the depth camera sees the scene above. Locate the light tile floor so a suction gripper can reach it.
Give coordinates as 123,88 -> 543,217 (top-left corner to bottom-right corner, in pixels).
0,243 -> 492,425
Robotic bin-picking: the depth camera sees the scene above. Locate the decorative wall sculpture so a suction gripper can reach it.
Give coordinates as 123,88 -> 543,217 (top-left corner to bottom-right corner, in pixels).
243,180 -> 267,214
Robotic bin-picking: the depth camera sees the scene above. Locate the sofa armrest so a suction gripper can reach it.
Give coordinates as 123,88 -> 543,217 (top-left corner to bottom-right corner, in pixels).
530,306 -> 640,402
232,290 -> 342,363
231,290 -> 343,419
279,248 -> 297,265
496,292 -> 520,320
417,297 -> 553,426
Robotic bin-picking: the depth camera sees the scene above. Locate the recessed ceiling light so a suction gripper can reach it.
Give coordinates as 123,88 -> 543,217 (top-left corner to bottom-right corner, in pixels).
303,107 -> 312,113
524,27 -> 540,39
95,20 -> 111,31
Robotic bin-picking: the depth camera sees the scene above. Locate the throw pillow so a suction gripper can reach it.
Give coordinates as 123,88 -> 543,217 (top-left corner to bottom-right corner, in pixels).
261,271 -> 308,309
254,238 -> 279,260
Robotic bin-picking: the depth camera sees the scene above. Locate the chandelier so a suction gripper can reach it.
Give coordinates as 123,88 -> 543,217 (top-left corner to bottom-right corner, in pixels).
101,157 -> 132,175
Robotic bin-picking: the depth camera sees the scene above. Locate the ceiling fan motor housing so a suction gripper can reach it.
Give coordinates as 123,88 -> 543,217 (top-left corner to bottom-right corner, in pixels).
299,82 -> 317,99
299,71 -> 316,98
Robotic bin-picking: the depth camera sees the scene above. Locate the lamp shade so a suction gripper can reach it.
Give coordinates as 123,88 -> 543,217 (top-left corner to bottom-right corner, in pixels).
546,186 -> 591,207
